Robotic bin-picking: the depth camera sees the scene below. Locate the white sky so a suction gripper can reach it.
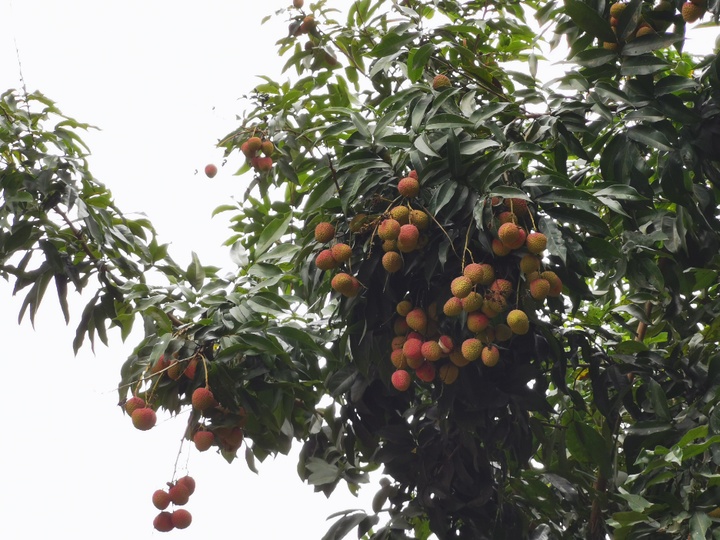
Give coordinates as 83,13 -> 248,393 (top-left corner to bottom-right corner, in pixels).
0,1 -> 717,538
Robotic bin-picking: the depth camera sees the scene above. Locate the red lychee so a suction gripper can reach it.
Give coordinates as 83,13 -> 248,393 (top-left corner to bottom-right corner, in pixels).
193,431 -> 215,452
421,341 -> 442,362
526,232 -> 547,254
397,224 -> 420,252
131,407 -> 156,431
390,348 -> 408,369
171,509 -> 192,530
204,164 -> 217,178
152,490 -> 171,511
153,511 -> 175,532
315,249 -> 338,271
314,221 -> 335,243
124,396 -> 145,415
191,387 -> 217,412
415,361 -> 436,382
168,484 -> 191,506
331,243 -> 352,264
176,476 -> 196,496
331,272 -> 361,297
397,177 -> 420,198
391,369 -> 412,391
405,308 -> 427,334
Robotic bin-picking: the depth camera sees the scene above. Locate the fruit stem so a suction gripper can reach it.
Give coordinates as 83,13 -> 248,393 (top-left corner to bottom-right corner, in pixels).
201,353 -> 210,389
461,219 -> 474,270
418,203 -> 458,260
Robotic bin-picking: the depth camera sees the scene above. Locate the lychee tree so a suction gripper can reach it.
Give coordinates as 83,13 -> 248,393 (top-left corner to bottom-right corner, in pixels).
4,0 -> 720,538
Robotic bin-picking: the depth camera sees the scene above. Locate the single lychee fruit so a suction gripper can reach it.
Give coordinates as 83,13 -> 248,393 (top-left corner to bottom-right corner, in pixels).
432,74 -> 451,90
176,476 -> 196,496
193,431 -> 215,452
421,341 -> 443,362
506,309 -> 530,335
150,353 -> 170,375
391,369 -> 412,391
481,345 -> 500,367
299,15 -> 316,33
391,335 -> 407,350
497,211 -> 516,225
529,278 -> 551,301
394,317 -> 410,335
492,238 -> 511,256
610,2 -> 627,17
331,272 -> 361,297
314,222 -> 335,243
506,198 -> 528,217
246,136 -> 263,154
378,218 -> 401,240
167,360 -> 183,381
409,209 -> 430,230
490,279 -> 513,298
443,297 -> 463,317
214,426 -> 244,453
191,387 -> 217,412
526,232 -> 547,254
463,263 -> 484,284
449,349 -> 470,367
398,177 -> 420,198
154,511 -> 175,532
439,364 -> 459,384
397,224 -> 420,252
681,1 -> 703,22
184,358 -> 198,380
260,140 -> 274,156
152,490 -> 171,511
293,0 -> 304,8
498,222 -> 521,248
396,300 -> 413,317
315,249 -> 338,271
390,348 -> 408,369
168,484 -> 191,506
241,141 -> 255,159
415,361 -> 436,382
438,335 -> 454,354
540,271 -> 563,297
461,291 -> 483,313
331,243 -> 352,264
520,254 -> 540,275
254,156 -> 273,172
204,164 -> 218,178
389,205 -> 410,224
382,251 -> 403,273
467,312 -> 490,333
450,276 -> 473,298
635,24 -> 654,37
406,308 -> 427,334
402,338 -> 424,368
131,407 -> 157,431
171,509 -> 192,530
461,338 -> 482,362
382,239 -> 397,252
124,396 -> 145,415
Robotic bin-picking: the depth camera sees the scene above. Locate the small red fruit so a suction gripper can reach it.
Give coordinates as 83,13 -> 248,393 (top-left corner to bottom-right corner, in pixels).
153,511 -> 175,532
391,369 -> 412,391
171,509 -> 192,529
124,396 -> 145,415
255,156 -> 273,172
204,164 -> 217,178
191,387 -> 217,412
168,484 -> 191,506
397,177 -> 420,198
314,222 -> 335,243
193,431 -> 215,452
176,475 -> 196,496
152,490 -> 171,511
131,407 -> 156,431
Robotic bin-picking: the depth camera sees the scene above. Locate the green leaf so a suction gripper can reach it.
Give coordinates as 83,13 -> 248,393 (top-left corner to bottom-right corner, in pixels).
626,125 -> 674,151
563,0 -> 617,42
621,55 -> 671,76
254,212 -> 293,257
620,33 -> 683,56
186,251 -> 205,290
407,43 -> 433,83
459,139 -> 500,155
414,134 -> 441,157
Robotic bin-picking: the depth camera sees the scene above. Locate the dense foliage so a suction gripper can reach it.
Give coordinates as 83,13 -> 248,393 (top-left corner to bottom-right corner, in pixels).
4,0 -> 720,538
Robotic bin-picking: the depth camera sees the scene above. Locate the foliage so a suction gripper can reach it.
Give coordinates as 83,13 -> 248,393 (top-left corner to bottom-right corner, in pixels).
4,0 -> 720,538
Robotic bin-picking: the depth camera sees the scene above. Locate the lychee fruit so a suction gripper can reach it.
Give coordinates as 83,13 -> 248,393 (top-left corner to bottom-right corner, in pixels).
391,335 -> 407,350
481,345 -> 500,367
610,2 -> 627,17
432,74 -> 451,90
681,1 -> 704,22
184,358 -> 198,380
246,136 -> 263,154
255,157 -> 273,172
492,238 -> 511,256
461,338 -> 483,362
390,348 -> 408,369
398,177 -> 420,198
330,243 -> 352,263
520,254 -> 540,275
191,387 -> 217,412
389,205 -> 410,224
415,361 -> 436,382
382,251 -> 403,273
153,511 -> 175,532
490,279 -> 513,297
168,484 -> 190,506
378,218 -> 401,240
529,278 -> 551,301
152,490 -> 171,511
349,213 -> 368,233
124,396 -> 145,415
438,335 -> 454,354
331,272 -> 361,297
498,222 -> 521,248
171,509 -> 192,530
409,209 -> 430,230
260,140 -> 274,156
131,407 -> 157,431
439,364 -> 459,384
315,249 -> 338,271
635,24 -> 654,38
406,308 -> 427,334
397,224 -> 420,252
462,291 -> 484,312
495,324 -> 513,342
176,476 -> 196,496
540,271 -> 563,297
506,198 -> 528,217
193,430 -> 215,452
314,221 -> 335,243
204,164 -> 217,178
449,349 -> 470,367
421,341 -> 443,362
167,360 -> 183,380
506,309 -> 530,335
382,239 -> 397,252
526,232 -> 547,254
467,312 -> 490,333
450,276 -> 473,298
293,0 -> 304,8
391,369 -> 412,391
396,300 -> 413,317
443,296 -> 463,317
150,353 -> 170,375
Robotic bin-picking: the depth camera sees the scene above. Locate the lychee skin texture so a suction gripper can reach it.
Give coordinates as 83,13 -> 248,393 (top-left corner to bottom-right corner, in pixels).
168,484 -> 191,506
481,345 -> 500,367
498,222 -> 521,248
331,272 -> 361,297
398,177 -> 420,198
171,509 -> 192,530
439,364 -> 459,384
255,157 -> 273,172
378,219 -> 401,241
246,137 -> 263,153
520,254 -> 540,275
390,348 -> 408,369
450,276 -> 473,299
529,278 -> 551,301
421,341 -> 443,362
124,396 -> 145,415
526,232 -> 547,254
314,222 -> 335,243
152,490 -> 171,511
397,224 -> 420,252
391,369 -> 412,391
131,407 -> 157,431
432,74 -> 451,90
492,238 -> 511,256
176,476 -> 196,496
682,1 -> 703,22
541,271 -> 563,297
382,251 -> 403,273
415,361 -> 436,382
191,387 -> 216,412
389,206 -> 410,224
193,431 -> 215,452
402,338 -> 424,364
260,140 -> 274,156
204,164 -> 218,178
461,338 -> 483,362
396,300 -> 413,317
406,308 -> 428,333
154,511 -> 175,532
507,309 -> 530,335
467,312 -> 490,333
330,243 -> 352,264
315,249 -> 338,271
443,297 -> 463,317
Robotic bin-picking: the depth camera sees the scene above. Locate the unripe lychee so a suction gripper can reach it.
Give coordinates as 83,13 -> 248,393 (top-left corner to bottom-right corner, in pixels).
443,297 -> 463,317
389,205 -> 410,224
498,222 -> 521,248
439,363 -> 459,384
331,272 -> 361,297
193,430 -> 215,452
495,324 -> 513,342
409,209 -> 430,230
378,218 -> 401,240
204,164 -> 217,178
402,338 -> 424,365
153,490 -> 171,511
391,335 -> 406,350
131,407 -> 157,431
396,300 -> 413,317
481,345 -> 500,367
330,243 -> 352,263
314,222 -> 335,243
315,249 -> 338,271
467,312 -> 490,333
168,484 -> 191,506
397,224 -> 420,252
520,254 -> 540,275
391,369 -> 412,391
526,232 -> 547,254
394,317 -> 410,335
463,263 -> 484,284
492,238 -> 511,256
462,291 -> 483,312
397,177 -> 420,198
390,348 -> 408,369
415,361 -> 436,382
382,251 -> 403,273
529,278 -> 551,301
154,511 -> 175,532
171,509 -> 192,530
421,341 -> 443,362
191,387 -> 217,412
540,271 -> 563,297
176,476 -> 196,496
449,349 -> 470,367
261,140 -> 274,156
610,2 -> 627,17
382,239 -> 397,252
124,396 -> 145,415
246,137 -> 262,154
438,335 -> 454,354
406,308 -> 427,334
461,338 -> 483,362
432,74 -> 451,90
506,309 -> 530,335
450,276 -> 473,298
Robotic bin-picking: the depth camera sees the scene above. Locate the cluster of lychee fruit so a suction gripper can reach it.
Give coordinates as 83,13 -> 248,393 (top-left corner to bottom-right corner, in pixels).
241,136 -> 274,173
152,475 -> 195,532
190,386 -> 247,454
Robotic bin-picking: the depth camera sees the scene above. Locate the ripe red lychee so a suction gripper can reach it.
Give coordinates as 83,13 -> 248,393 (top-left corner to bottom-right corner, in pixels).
529,278 -> 551,301
330,243 -> 352,264
506,309 -> 530,335
255,156 -> 273,172
391,369 -> 412,391
241,141 -> 254,159
450,276 -> 473,298
382,251 -> 403,273
432,74 -> 451,90
150,353 -> 170,375
467,312 -> 490,333
398,177 -> 420,198
461,338 -> 483,362
193,430 -> 215,452
315,249 -> 338,271
415,361 -> 436,382
438,335 -> 454,354
481,345 -> 500,367
421,341 -> 442,362
131,407 -> 157,431
397,224 -> 420,252
497,211 -> 516,225
378,218 -> 401,240
191,387 -> 217,412
152,489 -> 171,510
153,511 -> 175,532
506,198 -> 528,217
526,232 -> 547,254
439,363 -> 459,384
540,271 -> 563,297
682,1 -> 704,22
171,509 -> 192,529
167,360 -> 183,380
314,221 -> 335,243
299,15 -> 316,33
124,396 -> 145,415
168,484 -> 190,506
406,308 -> 427,334
204,164 -> 217,178
184,358 -> 197,380
176,476 -> 196,496
402,338 -> 424,366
